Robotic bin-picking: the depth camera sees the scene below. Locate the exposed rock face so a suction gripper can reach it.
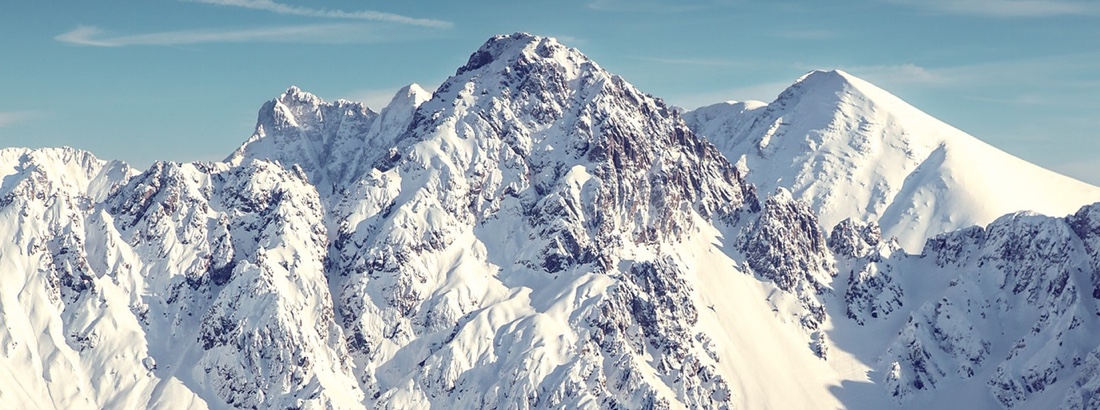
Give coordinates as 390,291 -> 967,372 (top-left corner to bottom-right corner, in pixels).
830,219 -> 905,326
99,159 -> 362,409
738,188 -> 834,333
829,217 -> 883,259
228,83 -> 431,197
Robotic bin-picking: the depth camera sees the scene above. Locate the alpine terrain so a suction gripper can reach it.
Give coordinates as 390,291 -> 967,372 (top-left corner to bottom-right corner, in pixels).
2,33 -> 1100,410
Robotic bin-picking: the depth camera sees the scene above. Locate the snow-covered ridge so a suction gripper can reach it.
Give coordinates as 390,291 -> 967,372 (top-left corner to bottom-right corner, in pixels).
685,69 -> 1100,251
228,82 -> 431,197
3,33 -> 1100,410
0,146 -> 135,203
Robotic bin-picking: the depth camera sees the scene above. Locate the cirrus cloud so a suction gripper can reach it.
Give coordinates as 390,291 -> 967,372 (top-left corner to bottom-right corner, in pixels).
0,111 -> 44,128
186,0 -> 453,28
882,0 -> 1100,17
56,24 -> 396,47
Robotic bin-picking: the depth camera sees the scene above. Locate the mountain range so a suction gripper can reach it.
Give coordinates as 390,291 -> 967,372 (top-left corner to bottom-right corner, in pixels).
2,32 -> 1099,409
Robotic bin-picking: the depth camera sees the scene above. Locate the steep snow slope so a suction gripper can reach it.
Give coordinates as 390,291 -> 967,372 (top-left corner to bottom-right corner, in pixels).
685,70 -> 1100,251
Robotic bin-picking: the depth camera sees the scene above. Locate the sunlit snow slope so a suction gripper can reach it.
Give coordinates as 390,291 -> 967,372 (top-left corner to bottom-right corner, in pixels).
685,70 -> 1100,251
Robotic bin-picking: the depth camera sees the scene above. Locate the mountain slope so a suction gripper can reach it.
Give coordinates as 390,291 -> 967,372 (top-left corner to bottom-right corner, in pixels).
684,70 -> 1100,251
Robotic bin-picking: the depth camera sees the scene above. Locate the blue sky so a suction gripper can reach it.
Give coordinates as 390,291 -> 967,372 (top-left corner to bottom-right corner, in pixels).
1,0 -> 1098,184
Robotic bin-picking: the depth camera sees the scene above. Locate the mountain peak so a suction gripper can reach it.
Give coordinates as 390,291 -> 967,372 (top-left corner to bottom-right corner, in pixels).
455,32 -> 583,76
413,33 -> 607,143
278,85 -> 324,107
686,67 -> 1100,251
780,69 -> 902,112
390,83 -> 432,107
795,69 -> 855,85
12,32 -> 1100,410
780,69 -> 863,102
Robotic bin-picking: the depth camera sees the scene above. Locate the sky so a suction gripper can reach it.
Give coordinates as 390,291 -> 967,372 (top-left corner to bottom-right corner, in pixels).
1,0 -> 1098,184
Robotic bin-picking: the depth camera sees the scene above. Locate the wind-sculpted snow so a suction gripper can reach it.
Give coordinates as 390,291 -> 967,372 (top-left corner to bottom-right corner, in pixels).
5,33 -> 1100,410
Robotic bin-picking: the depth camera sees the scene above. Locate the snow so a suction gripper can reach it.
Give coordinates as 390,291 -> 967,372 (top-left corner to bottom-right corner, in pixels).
684,219 -> 846,409
685,69 -> 1100,251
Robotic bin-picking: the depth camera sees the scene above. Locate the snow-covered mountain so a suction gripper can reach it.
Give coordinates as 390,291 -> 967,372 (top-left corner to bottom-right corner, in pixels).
3,33 -> 1100,409
684,70 -> 1100,251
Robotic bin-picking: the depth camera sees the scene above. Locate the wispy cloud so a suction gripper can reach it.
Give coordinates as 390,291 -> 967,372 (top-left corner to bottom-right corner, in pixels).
56,24 -> 396,47
587,0 -> 729,12
644,51 -> 1100,110
548,34 -> 587,46
187,0 -> 453,28
966,94 -> 1052,105
840,63 -> 951,86
666,81 -> 793,110
836,53 -> 1100,89
343,88 -> 407,111
0,111 -> 43,128
882,0 -> 1100,17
